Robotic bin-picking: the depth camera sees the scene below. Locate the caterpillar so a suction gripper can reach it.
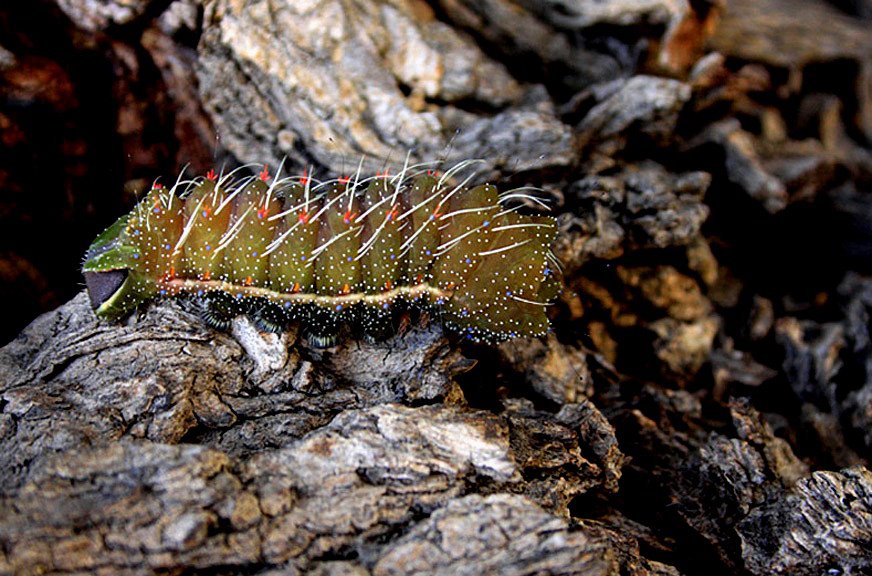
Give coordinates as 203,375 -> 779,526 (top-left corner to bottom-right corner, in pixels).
82,160 -> 562,347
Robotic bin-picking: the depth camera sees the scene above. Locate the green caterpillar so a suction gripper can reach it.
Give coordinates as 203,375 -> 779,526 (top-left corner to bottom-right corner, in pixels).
82,161 -> 562,346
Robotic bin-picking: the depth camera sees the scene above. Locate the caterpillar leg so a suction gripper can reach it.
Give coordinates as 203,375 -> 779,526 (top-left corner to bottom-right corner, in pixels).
250,303 -> 288,334
357,303 -> 395,344
304,307 -> 342,348
198,291 -> 242,330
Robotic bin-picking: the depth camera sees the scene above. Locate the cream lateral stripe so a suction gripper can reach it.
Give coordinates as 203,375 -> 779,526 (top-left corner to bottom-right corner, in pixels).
162,278 -> 452,306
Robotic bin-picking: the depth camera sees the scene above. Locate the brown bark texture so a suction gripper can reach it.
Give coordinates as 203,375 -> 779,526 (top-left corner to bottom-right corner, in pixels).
1,0 -> 871,574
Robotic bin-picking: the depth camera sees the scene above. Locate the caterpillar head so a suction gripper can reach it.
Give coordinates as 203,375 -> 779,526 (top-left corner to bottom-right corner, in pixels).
83,185 -> 183,321
83,213 -> 146,320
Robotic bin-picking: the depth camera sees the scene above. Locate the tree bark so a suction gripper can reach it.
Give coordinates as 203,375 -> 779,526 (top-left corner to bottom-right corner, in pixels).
1,0 -> 871,574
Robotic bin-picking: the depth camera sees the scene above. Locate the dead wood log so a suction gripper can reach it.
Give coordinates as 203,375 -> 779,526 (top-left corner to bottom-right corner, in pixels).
0,0 -> 870,574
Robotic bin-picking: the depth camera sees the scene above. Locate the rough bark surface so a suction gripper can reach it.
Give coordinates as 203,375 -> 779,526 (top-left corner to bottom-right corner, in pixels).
0,294 -> 629,574
1,0 -> 871,574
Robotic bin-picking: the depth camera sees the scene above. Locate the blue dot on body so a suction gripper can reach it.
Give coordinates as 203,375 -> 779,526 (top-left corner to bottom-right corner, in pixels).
335,304 -> 343,311
425,250 -> 432,256
347,256 -> 352,262
382,302 -> 390,309
465,258 -> 471,264
133,253 -> 140,259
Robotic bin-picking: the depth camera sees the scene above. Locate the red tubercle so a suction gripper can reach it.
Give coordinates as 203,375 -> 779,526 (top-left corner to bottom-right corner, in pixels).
343,210 -> 358,225
387,204 -> 400,221
259,165 -> 271,182
299,169 -> 309,186
257,207 -> 269,219
205,169 -> 217,181
338,175 -> 350,185
298,211 -> 310,224
160,267 -> 177,283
